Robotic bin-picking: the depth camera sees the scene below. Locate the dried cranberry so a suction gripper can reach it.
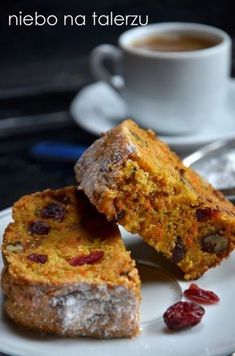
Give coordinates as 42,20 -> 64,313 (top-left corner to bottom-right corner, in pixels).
196,208 -> 219,222
171,237 -> 186,263
163,301 -> 205,330
69,250 -> 104,266
184,283 -> 220,304
81,216 -> 114,240
200,234 -> 228,254
41,203 -> 66,222
29,221 -> 50,235
27,253 -> 48,264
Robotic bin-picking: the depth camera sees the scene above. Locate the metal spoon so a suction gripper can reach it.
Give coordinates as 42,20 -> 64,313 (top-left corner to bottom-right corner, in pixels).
183,138 -> 235,202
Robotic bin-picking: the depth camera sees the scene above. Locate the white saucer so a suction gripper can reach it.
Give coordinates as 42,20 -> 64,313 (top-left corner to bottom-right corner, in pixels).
71,79 -> 235,153
1,208 -> 235,356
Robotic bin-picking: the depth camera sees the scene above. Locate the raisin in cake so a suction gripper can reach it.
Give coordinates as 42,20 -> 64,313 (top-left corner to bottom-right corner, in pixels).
75,120 -> 235,280
1,186 -> 140,338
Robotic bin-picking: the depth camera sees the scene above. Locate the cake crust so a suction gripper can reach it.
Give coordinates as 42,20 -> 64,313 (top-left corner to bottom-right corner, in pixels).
1,186 -> 140,338
75,120 -> 235,280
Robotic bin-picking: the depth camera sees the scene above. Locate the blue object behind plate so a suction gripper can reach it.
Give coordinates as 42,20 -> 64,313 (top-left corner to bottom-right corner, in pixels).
31,141 -> 88,162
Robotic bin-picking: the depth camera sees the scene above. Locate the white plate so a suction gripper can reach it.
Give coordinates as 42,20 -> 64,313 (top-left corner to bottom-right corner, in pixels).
0,208 -> 235,356
71,79 -> 235,153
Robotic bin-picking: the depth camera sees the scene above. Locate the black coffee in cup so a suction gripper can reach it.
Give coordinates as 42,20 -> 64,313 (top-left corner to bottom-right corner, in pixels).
132,33 -> 220,52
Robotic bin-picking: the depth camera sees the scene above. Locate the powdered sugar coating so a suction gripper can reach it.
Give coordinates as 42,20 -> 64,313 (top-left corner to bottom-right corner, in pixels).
74,125 -> 135,219
51,283 -> 139,337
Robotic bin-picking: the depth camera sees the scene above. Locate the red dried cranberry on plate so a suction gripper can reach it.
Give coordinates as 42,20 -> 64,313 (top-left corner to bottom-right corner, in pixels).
183,283 -> 220,304
163,301 -> 205,330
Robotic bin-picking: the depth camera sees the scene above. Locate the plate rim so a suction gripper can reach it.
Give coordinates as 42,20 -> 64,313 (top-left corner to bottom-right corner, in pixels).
0,208 -> 11,219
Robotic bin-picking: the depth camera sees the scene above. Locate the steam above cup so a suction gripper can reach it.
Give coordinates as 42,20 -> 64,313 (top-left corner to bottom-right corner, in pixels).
90,23 -> 231,135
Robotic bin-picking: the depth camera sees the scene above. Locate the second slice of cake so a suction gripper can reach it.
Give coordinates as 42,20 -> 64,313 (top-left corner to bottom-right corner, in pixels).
2,186 -> 140,338
75,120 -> 235,280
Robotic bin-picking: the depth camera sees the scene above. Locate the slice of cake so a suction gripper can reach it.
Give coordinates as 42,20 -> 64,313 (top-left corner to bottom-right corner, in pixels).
1,186 -> 140,338
75,119 -> 235,280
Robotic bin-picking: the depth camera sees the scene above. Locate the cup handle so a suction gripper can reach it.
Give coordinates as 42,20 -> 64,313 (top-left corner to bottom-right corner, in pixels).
90,44 -> 124,91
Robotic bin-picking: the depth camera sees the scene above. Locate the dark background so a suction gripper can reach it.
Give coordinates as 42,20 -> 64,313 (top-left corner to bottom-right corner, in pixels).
1,0 -> 235,92
0,0 -> 235,210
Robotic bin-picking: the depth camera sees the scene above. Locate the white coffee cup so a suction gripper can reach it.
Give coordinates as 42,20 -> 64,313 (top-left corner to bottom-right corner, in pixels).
90,22 -> 231,135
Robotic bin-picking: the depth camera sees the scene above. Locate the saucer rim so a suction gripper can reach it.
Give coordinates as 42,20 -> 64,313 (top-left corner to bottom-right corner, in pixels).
70,78 -> 235,151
